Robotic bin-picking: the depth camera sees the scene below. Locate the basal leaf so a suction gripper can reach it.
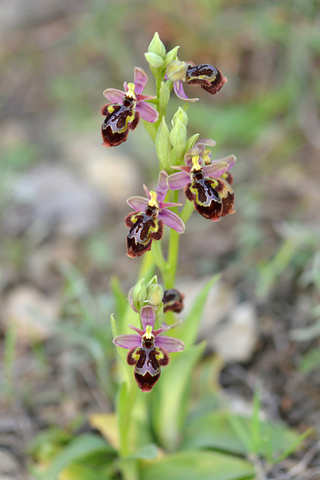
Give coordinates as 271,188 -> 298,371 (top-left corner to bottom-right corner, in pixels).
89,413 -> 119,450
59,462 -> 113,480
140,450 -> 254,480
126,443 -> 158,460
39,434 -> 115,480
181,410 -> 300,460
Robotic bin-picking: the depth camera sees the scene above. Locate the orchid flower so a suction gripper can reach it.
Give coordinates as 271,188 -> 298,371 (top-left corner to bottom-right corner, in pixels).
101,67 -> 159,147
113,305 -> 185,391
167,140 -> 236,221
165,60 -> 227,102
163,289 -> 185,313
125,170 -> 185,258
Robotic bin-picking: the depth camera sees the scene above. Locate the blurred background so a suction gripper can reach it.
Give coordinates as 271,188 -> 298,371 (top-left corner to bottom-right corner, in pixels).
1,0 -> 320,477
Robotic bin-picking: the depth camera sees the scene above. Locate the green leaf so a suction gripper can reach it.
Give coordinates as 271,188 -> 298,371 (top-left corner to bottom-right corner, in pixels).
140,450 -> 254,480
39,434 -> 115,480
110,314 -> 131,380
110,313 -> 120,339
177,275 -> 220,347
110,276 -> 128,320
150,343 -> 205,449
181,410 -> 301,460
126,443 -> 158,460
29,427 -> 71,456
59,462 -> 113,480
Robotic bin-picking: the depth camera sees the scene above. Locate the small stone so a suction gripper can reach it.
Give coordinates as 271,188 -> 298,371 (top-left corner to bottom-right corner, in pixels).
177,277 -> 238,331
0,450 -> 21,480
82,153 -> 140,205
210,302 -> 258,362
1,286 -> 60,343
67,138 -> 140,206
6,164 -> 105,237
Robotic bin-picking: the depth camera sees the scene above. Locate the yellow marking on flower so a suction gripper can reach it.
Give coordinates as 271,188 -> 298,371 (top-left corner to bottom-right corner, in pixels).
107,105 -> 115,114
191,155 -> 202,172
155,348 -> 165,360
126,83 -> 137,100
143,325 -> 154,340
188,73 -> 216,81
132,350 -> 141,361
148,191 -> 159,208
202,149 -> 211,165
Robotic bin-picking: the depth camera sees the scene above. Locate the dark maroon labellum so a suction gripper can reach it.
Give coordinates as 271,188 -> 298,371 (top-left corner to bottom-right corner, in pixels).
185,178 -> 223,221
125,211 -> 163,258
185,64 -> 226,95
127,345 -> 169,392
101,103 -> 139,148
163,289 -> 185,313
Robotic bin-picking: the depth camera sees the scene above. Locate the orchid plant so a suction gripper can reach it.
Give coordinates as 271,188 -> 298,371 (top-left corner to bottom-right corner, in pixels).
100,32 -> 240,469
30,32 -> 307,480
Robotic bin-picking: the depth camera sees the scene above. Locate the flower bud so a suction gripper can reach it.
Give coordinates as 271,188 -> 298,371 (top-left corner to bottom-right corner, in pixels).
132,279 -> 147,311
172,107 -> 188,127
156,117 -> 172,172
166,60 -> 188,82
148,32 -> 166,58
185,133 -> 200,155
170,119 -> 187,159
147,283 -> 164,307
164,46 -> 180,67
144,52 -> 165,68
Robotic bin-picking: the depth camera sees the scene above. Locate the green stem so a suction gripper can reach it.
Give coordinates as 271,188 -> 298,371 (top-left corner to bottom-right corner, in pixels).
166,228 -> 180,289
156,77 -> 162,97
181,199 -> 194,223
164,190 -> 181,288
151,240 -> 171,286
138,250 -> 154,281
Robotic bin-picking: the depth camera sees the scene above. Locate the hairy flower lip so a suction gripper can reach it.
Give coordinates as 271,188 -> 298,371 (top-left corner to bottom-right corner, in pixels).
166,140 -> 236,222
166,60 -> 227,102
125,171 -> 185,258
126,170 -> 185,239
